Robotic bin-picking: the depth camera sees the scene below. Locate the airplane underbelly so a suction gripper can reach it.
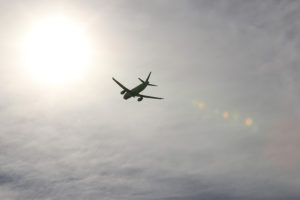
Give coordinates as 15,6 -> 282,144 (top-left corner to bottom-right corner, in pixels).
132,87 -> 145,94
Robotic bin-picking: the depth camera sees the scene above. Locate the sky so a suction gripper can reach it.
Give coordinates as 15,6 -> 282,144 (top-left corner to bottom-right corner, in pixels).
1,0 -> 300,199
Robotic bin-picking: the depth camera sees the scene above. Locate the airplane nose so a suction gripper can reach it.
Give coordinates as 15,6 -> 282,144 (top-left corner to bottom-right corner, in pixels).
123,94 -> 129,100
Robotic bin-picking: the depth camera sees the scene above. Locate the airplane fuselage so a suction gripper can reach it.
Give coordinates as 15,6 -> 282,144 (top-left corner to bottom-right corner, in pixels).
123,82 -> 147,99
112,72 -> 163,101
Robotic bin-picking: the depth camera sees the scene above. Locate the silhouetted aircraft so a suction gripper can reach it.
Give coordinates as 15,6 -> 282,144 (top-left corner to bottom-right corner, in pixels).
112,72 -> 163,101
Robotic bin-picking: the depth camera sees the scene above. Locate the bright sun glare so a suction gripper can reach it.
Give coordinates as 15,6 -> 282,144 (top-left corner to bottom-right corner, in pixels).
21,16 -> 91,85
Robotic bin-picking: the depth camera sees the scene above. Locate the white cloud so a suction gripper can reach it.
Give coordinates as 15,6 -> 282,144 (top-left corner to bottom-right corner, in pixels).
0,1 -> 300,199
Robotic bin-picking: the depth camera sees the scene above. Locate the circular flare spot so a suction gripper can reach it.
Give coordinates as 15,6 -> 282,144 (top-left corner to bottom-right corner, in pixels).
223,112 -> 229,119
198,101 -> 205,110
245,117 -> 253,126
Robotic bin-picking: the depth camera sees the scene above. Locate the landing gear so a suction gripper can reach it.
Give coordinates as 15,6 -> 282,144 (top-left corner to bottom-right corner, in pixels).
137,97 -> 143,102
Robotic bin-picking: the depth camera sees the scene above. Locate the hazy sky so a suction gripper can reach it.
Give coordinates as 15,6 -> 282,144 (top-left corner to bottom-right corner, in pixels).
1,0 -> 300,199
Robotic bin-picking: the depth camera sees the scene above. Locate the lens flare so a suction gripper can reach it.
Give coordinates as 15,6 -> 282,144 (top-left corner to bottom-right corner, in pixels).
194,100 -> 256,130
245,117 -> 253,126
223,112 -> 229,119
197,101 -> 205,110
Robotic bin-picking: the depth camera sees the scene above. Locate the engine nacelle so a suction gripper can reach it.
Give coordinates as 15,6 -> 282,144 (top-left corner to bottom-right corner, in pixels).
137,97 -> 143,102
120,90 -> 126,94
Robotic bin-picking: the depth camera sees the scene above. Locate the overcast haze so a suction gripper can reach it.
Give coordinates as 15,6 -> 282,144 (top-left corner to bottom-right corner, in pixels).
1,0 -> 300,199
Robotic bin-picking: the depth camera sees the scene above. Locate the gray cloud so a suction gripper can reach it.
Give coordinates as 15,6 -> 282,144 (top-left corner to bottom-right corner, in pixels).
0,0 -> 300,199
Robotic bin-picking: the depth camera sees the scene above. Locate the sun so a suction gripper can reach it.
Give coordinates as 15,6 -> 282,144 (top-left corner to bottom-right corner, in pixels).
20,16 -> 91,85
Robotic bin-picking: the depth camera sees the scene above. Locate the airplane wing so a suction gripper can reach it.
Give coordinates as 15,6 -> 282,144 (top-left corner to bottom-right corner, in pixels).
137,94 -> 164,100
112,77 -> 130,92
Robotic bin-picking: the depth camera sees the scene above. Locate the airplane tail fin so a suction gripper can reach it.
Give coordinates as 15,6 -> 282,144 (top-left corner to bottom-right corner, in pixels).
145,72 -> 157,86
146,72 -> 151,82
139,77 -> 157,86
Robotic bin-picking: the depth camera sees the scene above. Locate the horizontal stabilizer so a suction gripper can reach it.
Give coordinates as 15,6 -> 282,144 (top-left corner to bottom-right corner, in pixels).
138,78 -> 145,83
148,83 -> 157,86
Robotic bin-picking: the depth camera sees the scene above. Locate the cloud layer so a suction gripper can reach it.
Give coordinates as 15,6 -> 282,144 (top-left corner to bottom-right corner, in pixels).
0,0 -> 300,199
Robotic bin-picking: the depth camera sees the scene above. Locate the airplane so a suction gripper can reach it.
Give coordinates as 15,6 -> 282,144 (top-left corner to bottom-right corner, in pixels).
112,72 -> 163,101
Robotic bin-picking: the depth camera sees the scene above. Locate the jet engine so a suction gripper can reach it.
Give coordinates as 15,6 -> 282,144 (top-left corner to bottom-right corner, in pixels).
120,90 -> 126,94
137,97 -> 143,101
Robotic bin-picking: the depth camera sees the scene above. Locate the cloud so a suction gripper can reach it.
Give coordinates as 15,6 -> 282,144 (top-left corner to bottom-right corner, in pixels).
0,0 -> 300,199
